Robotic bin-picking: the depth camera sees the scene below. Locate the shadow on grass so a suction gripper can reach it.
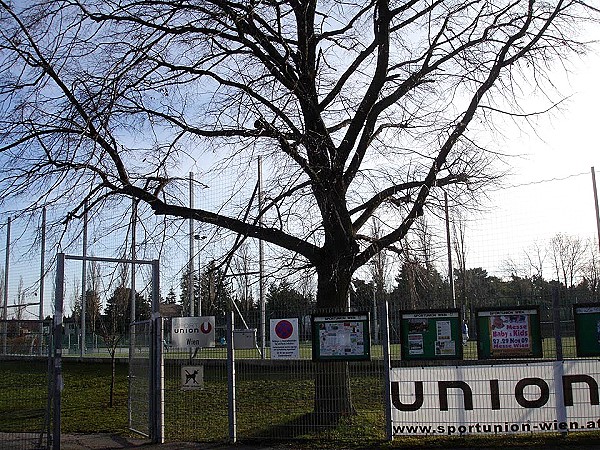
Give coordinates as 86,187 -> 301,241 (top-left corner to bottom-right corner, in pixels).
244,411 -> 347,440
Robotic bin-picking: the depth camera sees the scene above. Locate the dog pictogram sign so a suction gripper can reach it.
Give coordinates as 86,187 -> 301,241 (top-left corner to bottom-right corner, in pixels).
181,365 -> 204,390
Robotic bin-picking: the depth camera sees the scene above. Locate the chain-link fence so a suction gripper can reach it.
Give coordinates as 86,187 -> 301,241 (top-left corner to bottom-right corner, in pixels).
0,319 -> 52,450
1,168 -> 600,446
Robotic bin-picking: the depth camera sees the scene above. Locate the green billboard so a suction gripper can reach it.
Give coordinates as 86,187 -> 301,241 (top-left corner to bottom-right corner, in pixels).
399,309 -> 462,360
573,303 -> 600,357
476,306 -> 542,359
311,312 -> 371,361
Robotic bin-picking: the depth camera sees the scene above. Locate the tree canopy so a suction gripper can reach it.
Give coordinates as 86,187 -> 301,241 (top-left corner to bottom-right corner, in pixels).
1,0 -> 597,419
2,0 -> 596,310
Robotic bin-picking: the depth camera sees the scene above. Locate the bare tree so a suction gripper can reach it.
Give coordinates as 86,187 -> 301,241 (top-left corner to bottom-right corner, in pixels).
0,0 -> 597,418
232,242 -> 255,313
15,276 -> 25,320
550,233 -> 587,288
70,276 -> 81,320
453,213 -> 467,312
525,241 -> 547,280
368,219 -> 391,295
85,260 -> 102,338
395,217 -> 448,309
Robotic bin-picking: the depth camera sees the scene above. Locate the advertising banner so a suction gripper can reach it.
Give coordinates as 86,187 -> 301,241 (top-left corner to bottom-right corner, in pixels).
270,318 -> 300,359
390,360 -> 600,437
171,316 -> 215,348
476,306 -> 542,359
399,309 -> 462,360
573,303 -> 600,357
311,313 -> 370,361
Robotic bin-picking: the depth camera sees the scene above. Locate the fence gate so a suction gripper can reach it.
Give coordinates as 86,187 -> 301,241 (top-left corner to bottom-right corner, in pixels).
128,317 -> 163,441
128,320 -> 152,437
53,253 -> 163,446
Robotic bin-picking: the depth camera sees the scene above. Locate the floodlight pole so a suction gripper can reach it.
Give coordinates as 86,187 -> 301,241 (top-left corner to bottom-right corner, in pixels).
130,200 -> 137,324
3,217 -> 10,321
189,172 -> 195,316
39,208 -> 46,321
129,198 -> 137,428
39,208 -> 46,355
258,157 -> 266,359
150,258 -> 164,444
2,217 -> 10,354
80,201 -> 88,357
444,191 -> 456,309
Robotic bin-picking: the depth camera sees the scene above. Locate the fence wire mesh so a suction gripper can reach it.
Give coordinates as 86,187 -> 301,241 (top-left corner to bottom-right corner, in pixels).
162,316 -> 229,443
1,168 -> 600,445
0,320 -> 52,450
128,320 -> 152,437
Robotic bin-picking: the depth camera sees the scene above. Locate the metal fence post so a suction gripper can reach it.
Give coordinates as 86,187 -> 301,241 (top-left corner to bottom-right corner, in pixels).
227,310 -> 237,443
381,296 -> 393,441
552,286 -> 563,361
2,217 -> 11,355
552,286 -> 567,433
53,253 -> 65,450
150,259 -> 164,444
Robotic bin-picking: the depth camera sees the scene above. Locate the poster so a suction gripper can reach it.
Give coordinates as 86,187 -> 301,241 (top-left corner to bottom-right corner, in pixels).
400,309 -> 462,360
573,303 -> 600,357
476,307 -> 542,359
311,313 -> 370,361
270,318 -> 300,359
408,333 -> 424,355
490,313 -> 531,353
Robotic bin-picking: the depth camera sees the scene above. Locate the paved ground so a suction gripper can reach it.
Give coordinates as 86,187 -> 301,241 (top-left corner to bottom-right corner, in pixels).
3,433 -> 600,450
60,434 -> 267,450
57,433 -> 600,450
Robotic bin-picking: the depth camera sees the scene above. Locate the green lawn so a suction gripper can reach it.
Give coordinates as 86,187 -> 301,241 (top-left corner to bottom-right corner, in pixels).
0,360 -> 129,434
2,341 -> 597,449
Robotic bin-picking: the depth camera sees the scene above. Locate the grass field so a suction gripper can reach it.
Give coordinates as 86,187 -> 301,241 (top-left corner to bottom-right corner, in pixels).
61,335 -> 580,361
0,360 -> 129,435
2,340 -> 598,449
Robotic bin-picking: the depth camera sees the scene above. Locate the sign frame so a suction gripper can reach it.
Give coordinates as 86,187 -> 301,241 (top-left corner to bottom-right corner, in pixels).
311,312 -> 371,361
573,302 -> 600,357
475,305 -> 542,359
399,308 -> 463,360
171,316 -> 216,349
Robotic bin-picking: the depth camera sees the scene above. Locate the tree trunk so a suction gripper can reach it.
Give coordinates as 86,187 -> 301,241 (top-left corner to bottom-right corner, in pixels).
109,348 -> 116,407
313,258 -> 357,422
314,361 -> 355,422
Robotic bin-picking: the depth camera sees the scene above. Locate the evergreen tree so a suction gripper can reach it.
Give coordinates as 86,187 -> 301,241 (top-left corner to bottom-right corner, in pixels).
199,264 -> 234,317
103,286 -> 151,334
266,280 -> 313,317
392,261 -> 450,310
165,287 -> 177,304
179,264 -> 199,316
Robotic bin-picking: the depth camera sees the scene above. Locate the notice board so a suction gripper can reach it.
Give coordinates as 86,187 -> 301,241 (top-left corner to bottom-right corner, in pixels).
311,312 -> 370,361
476,306 -> 542,359
399,309 -> 462,360
573,303 -> 600,357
